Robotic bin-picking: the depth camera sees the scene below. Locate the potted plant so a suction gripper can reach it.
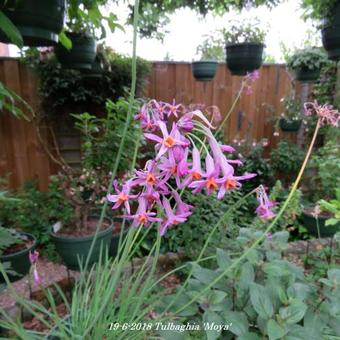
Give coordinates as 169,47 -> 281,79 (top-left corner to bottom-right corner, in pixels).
0,0 -> 65,47
49,169 -> 114,271
286,47 -> 329,82
55,0 -> 121,70
191,34 -> 223,82
301,0 -> 340,61
0,191 -> 37,283
222,19 -> 266,76
278,94 -> 302,132
301,132 -> 340,237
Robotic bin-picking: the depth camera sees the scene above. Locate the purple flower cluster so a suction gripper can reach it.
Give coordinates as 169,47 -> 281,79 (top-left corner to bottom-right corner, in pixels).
107,100 -> 256,236
255,185 -> 276,221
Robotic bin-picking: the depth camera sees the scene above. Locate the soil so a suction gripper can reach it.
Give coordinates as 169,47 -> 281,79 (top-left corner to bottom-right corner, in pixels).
2,239 -> 34,256
55,218 -> 110,238
303,207 -> 333,218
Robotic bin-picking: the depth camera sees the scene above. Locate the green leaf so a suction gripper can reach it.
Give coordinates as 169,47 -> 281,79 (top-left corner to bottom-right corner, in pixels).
279,300 -> 307,324
58,31 -> 72,50
203,310 -> 224,340
192,264 -> 219,285
216,248 -> 231,270
0,11 -> 23,47
267,319 -> 286,340
207,290 -> 227,305
238,332 -> 261,340
249,283 -> 274,320
222,311 -> 248,336
239,262 -> 255,291
157,321 -> 188,340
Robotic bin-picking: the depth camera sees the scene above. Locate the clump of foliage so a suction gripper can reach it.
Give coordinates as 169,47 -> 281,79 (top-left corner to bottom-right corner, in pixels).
279,93 -> 302,122
131,0 -> 280,39
222,19 -> 266,44
72,98 -> 142,173
0,179 -> 73,260
196,34 -> 225,61
232,138 -> 274,191
308,128 -> 340,201
270,140 -> 304,178
20,47 -> 151,116
301,0 -> 338,21
286,47 -> 329,71
313,62 -> 337,105
319,189 -> 340,227
162,229 -> 340,339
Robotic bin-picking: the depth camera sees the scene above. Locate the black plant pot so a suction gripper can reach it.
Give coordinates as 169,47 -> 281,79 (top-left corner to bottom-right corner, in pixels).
50,217 -> 113,270
321,1 -> 340,61
0,0 -> 65,46
301,210 -> 340,237
55,32 -> 96,70
192,60 -> 218,81
293,67 -> 321,82
226,42 -> 264,76
279,118 -> 301,132
0,232 -> 37,283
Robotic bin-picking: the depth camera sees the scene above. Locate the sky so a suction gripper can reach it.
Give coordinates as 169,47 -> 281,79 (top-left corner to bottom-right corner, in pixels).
8,0 -> 320,62
104,0 -> 320,63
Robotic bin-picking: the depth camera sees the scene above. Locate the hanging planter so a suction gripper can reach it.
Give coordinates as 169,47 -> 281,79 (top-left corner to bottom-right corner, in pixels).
0,232 -> 37,283
293,67 -> 321,82
50,216 -> 113,270
279,118 -> 301,132
55,32 -> 96,70
322,1 -> 340,61
1,0 -> 65,47
286,48 -> 327,83
191,61 -> 218,81
225,42 -> 264,76
82,56 -> 103,79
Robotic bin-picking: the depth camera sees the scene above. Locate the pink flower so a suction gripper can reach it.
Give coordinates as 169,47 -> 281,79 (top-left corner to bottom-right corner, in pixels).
189,153 -> 220,195
216,173 -> 257,199
304,101 -> 340,127
107,180 -> 136,214
144,121 -> 188,160
123,197 -> 162,227
160,197 -> 190,236
29,251 -> 41,285
166,99 -> 183,118
255,186 -> 276,220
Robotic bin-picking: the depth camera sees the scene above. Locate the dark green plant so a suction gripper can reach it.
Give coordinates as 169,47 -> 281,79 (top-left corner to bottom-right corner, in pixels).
72,98 -> 142,174
286,47 -> 329,71
319,188 -> 340,226
301,0 -> 338,21
0,179 -> 73,260
0,226 -> 24,256
20,47 -> 151,117
313,62 -> 337,105
162,230 -> 340,339
308,128 -> 340,201
270,140 -> 304,177
138,190 -> 255,258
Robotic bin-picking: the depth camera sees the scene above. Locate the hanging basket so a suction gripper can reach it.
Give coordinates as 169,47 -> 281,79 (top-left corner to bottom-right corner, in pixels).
279,118 -> 301,132
226,42 -> 264,76
322,1 -> 340,61
191,61 -> 218,81
293,67 -> 321,82
1,0 -> 65,47
55,32 -> 96,70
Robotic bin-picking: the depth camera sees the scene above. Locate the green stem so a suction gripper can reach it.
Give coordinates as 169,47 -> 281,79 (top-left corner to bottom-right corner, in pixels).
171,118 -> 321,316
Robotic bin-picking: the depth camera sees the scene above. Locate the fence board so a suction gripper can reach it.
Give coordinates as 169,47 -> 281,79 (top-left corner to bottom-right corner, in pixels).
1,59 -> 300,190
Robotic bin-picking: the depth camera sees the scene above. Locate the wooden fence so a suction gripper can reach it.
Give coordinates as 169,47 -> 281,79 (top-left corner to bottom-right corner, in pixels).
0,59 -> 302,190
146,62 -> 300,146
